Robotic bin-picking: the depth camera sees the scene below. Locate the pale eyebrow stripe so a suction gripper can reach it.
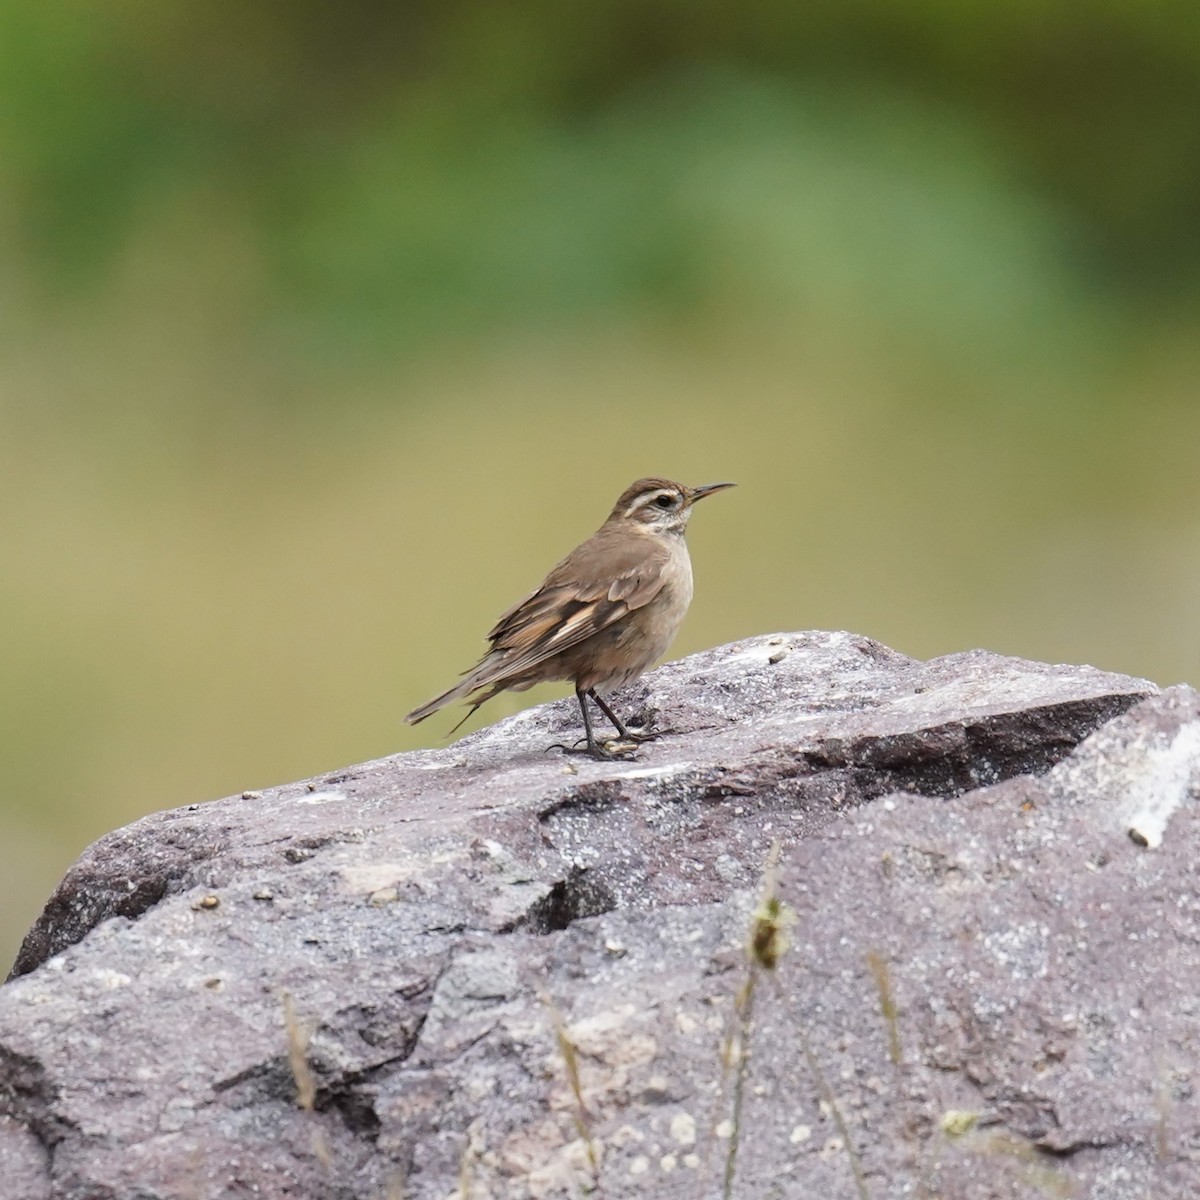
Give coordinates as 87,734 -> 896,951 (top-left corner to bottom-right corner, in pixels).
623,490 -> 673,519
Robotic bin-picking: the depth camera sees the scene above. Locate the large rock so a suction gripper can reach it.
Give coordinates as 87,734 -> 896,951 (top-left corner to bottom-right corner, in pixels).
2,631 -> 1196,1199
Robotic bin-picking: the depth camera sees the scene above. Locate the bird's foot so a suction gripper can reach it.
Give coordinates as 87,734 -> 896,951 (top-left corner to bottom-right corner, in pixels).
545,737 -> 640,761
596,737 -> 640,759
616,725 -> 672,744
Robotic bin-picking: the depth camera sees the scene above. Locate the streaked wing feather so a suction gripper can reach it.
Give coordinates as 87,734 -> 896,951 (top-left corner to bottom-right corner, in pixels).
471,528 -> 669,685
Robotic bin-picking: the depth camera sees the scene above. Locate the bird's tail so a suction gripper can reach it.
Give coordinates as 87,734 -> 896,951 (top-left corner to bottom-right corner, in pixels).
404,676 -> 478,725
404,657 -> 510,731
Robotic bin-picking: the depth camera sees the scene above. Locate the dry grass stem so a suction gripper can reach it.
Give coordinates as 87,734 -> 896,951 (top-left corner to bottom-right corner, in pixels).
798,1026 -> 871,1200
282,991 -> 317,1111
866,949 -> 902,1066
720,839 -> 797,1200
282,992 -> 332,1170
722,972 -> 757,1200
541,992 -> 603,1193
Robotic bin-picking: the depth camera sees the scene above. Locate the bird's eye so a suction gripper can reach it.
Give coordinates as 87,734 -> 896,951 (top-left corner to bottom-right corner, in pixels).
654,494 -> 675,508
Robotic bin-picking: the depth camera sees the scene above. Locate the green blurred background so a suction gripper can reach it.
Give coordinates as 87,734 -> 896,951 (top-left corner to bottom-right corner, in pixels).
3,1 -> 1198,972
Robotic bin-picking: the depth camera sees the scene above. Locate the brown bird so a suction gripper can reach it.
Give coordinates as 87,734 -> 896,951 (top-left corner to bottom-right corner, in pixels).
405,477 -> 735,758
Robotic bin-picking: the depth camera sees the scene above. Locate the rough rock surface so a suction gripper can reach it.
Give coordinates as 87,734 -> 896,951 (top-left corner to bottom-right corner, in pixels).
1,631 -> 1196,1199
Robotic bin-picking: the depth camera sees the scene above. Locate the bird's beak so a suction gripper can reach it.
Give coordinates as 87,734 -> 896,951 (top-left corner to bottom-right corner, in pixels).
689,481 -> 737,504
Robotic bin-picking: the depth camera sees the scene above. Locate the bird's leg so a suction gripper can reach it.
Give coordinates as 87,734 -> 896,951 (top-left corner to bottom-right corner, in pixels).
579,686 -> 639,759
588,690 -> 662,744
545,687 -> 636,760
576,685 -> 602,754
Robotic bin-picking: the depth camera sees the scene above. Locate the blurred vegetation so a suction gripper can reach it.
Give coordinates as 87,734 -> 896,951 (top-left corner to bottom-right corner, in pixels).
2,0 -> 1199,970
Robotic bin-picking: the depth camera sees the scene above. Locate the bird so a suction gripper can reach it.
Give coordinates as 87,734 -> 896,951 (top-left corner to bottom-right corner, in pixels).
405,477 -> 735,759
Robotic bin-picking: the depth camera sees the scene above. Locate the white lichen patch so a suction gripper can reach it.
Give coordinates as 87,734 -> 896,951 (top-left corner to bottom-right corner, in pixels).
674,1011 -> 699,1034
522,1133 -> 602,1199
542,1004 -> 662,1127
727,637 -> 794,667
567,1006 -> 657,1062
496,1119 -> 566,1176
338,862 -> 415,895
609,1125 -> 644,1147
669,1111 -> 697,1146
295,790 -> 345,805
339,847 -> 466,896
91,968 -> 132,990
1117,721 -> 1200,849
612,763 -> 694,781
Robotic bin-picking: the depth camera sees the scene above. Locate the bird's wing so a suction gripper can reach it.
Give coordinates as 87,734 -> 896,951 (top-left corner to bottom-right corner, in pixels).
474,528 -> 670,684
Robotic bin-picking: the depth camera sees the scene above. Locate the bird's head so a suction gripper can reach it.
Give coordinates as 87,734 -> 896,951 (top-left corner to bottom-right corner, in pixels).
606,477 -> 736,535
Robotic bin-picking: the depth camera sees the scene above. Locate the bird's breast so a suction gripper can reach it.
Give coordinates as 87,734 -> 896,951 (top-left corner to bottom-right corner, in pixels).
655,541 -> 694,634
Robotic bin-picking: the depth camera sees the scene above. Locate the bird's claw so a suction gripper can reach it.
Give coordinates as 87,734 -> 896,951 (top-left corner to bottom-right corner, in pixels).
545,736 -> 592,753
544,737 -> 640,761
618,726 -> 670,744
